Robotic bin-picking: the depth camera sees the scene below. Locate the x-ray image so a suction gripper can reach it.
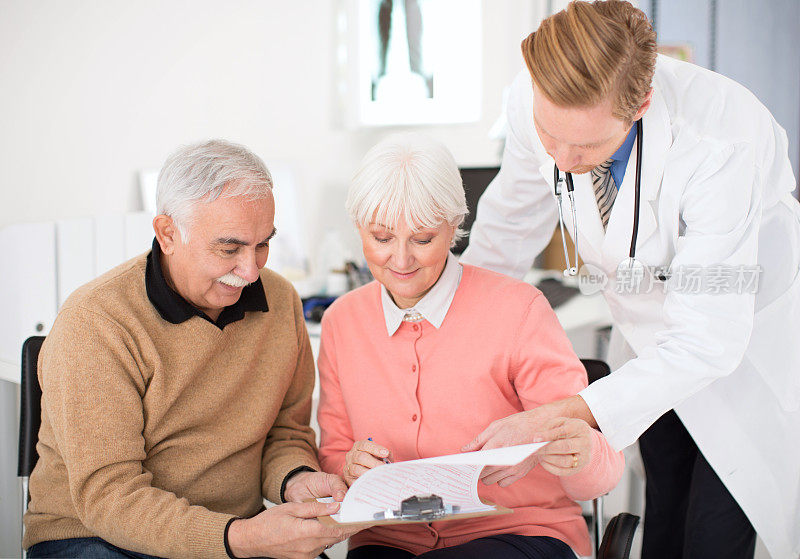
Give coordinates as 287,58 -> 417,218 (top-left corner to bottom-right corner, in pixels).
372,0 -> 433,101
347,0 -> 482,126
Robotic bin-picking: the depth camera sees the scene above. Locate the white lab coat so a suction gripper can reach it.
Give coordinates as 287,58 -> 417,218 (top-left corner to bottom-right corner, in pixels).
461,55 -> 800,558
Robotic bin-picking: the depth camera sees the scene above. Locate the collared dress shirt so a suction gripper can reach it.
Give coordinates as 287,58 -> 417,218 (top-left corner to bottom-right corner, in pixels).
609,123 -> 638,189
380,252 -> 462,335
146,238 -> 269,329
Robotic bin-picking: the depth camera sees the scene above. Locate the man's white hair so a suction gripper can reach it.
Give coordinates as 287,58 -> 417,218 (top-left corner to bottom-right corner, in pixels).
156,139 -> 273,241
346,132 -> 468,246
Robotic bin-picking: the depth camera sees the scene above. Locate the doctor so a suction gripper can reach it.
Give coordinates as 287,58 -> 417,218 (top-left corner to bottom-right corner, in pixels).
460,1 -> 800,558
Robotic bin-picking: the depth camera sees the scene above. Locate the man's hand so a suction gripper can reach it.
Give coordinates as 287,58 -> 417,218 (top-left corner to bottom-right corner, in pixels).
227,500 -> 357,559
461,395 -> 597,486
283,471 -> 347,503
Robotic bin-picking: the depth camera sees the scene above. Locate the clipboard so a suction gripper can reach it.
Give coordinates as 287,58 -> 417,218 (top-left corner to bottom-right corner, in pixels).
311,443 -> 546,527
315,499 -> 512,527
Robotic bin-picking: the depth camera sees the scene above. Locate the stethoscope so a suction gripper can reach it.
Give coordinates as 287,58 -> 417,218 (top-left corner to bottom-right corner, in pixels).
553,119 -> 643,277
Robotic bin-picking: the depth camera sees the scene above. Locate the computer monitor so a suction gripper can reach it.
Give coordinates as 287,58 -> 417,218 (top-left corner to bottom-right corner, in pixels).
453,166 -> 500,254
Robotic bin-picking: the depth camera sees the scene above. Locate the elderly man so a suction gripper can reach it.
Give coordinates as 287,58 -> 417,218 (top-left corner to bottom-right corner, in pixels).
24,140 -> 352,559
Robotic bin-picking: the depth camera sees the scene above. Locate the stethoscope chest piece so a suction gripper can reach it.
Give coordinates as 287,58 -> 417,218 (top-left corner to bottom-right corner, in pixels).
615,257 -> 650,294
616,257 -> 645,274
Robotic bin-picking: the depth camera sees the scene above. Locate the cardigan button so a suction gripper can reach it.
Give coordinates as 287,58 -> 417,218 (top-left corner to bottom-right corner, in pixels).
412,364 -> 417,372
411,414 -> 418,422
412,324 -> 419,331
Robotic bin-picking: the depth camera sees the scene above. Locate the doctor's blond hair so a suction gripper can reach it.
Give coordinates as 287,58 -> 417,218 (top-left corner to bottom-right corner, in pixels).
522,0 -> 657,123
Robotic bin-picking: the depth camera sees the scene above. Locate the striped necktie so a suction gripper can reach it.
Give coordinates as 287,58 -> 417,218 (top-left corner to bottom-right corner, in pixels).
592,159 -> 617,230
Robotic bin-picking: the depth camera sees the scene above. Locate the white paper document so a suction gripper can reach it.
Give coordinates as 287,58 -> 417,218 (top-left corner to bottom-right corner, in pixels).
327,442 -> 547,523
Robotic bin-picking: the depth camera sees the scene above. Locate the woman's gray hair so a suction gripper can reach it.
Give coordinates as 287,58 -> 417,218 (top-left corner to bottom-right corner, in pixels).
346,133 -> 468,246
156,139 -> 273,240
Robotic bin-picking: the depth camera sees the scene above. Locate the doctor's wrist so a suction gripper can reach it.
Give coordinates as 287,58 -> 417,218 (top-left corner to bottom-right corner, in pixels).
565,395 -> 598,429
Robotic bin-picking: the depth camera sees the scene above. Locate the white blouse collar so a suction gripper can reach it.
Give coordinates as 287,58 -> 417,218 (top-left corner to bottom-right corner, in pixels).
381,252 -> 462,336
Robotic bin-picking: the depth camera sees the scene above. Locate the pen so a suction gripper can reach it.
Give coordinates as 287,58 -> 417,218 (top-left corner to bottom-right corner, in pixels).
368,437 -> 392,464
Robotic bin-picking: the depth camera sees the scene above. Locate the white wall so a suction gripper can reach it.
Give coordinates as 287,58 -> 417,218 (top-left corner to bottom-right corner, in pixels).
0,0 -> 543,262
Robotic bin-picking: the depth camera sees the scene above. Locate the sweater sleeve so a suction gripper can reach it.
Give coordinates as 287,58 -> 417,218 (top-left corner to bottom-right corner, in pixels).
510,293 -> 589,408
316,311 -> 355,477
510,293 -> 625,499
260,291 -> 321,504
40,308 -> 233,559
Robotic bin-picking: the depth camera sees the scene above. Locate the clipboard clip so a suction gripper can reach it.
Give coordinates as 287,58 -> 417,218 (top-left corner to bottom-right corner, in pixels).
373,494 -> 460,521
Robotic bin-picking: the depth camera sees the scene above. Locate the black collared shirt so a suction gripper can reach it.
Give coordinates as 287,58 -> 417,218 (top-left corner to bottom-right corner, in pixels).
145,238 -> 269,329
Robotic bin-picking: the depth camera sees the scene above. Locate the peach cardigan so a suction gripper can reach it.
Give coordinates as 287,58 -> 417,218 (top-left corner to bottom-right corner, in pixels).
317,264 -> 624,556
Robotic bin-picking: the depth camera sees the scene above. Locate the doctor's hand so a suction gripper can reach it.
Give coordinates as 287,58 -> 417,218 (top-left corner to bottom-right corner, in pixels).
476,417 -> 594,485
463,395 -> 596,486
343,439 -> 392,486
463,395 -> 596,452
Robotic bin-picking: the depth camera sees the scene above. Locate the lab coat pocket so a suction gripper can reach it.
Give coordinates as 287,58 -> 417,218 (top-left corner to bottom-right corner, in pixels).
746,268 -> 800,411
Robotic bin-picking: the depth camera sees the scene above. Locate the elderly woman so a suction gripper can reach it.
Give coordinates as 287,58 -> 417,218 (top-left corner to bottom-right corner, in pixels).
317,133 -> 624,559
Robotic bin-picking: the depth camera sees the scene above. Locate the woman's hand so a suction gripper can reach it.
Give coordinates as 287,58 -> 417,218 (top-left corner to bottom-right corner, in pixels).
343,439 -> 392,486
533,417 -> 594,476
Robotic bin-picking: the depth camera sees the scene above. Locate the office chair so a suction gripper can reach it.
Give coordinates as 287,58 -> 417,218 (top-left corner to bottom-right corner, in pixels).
581,358 -> 640,559
18,335 -> 45,557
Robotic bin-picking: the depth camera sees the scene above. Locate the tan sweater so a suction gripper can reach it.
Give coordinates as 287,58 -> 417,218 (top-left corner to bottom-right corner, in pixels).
24,252 -> 319,558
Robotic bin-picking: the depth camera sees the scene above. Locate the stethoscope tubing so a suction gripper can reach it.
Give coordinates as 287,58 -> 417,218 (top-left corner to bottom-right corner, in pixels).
629,118 -> 643,260
553,119 -> 643,275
